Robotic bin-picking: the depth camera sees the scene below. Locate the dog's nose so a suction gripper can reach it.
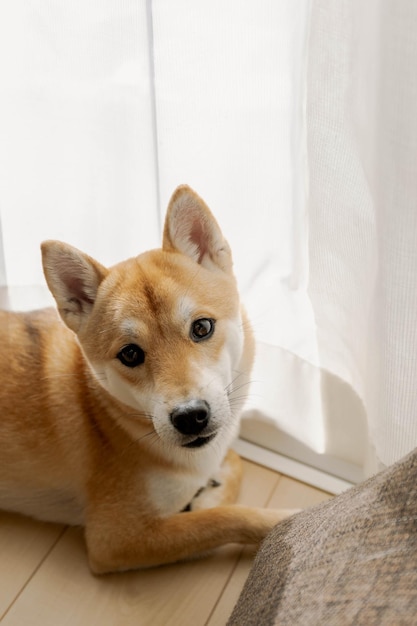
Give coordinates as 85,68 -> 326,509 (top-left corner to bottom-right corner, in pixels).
170,400 -> 210,435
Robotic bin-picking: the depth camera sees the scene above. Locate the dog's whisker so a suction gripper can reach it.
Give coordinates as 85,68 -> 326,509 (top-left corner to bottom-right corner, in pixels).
226,380 -> 252,396
134,430 -> 158,446
124,410 -> 154,422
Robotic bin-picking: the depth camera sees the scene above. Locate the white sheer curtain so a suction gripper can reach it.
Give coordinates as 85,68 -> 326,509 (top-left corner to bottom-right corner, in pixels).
0,1 -> 416,477
307,0 -> 417,470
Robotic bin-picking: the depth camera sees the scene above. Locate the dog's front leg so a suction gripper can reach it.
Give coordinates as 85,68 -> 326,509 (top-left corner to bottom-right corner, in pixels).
85,504 -> 297,574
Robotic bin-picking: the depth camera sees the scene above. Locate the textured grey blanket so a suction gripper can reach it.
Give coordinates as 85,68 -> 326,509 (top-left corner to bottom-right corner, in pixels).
228,448 -> 417,625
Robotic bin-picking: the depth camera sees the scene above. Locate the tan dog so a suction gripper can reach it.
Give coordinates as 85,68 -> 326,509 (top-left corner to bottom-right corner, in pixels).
0,186 -> 294,573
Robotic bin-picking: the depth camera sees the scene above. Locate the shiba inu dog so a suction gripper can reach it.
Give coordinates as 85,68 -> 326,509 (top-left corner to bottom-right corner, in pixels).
0,186 -> 295,573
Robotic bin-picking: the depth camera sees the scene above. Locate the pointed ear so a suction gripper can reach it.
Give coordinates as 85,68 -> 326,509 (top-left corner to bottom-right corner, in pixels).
41,241 -> 108,333
163,185 -> 233,273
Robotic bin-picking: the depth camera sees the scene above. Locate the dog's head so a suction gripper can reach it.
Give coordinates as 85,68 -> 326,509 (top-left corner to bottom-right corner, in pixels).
42,186 -> 254,455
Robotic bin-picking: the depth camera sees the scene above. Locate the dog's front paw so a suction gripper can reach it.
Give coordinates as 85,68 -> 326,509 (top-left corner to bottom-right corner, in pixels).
181,478 -> 223,512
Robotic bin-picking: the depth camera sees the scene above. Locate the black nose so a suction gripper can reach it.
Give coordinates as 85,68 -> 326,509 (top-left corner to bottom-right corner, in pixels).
170,400 -> 210,435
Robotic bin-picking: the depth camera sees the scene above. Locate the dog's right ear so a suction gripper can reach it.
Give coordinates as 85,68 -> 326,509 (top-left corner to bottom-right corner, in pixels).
41,241 -> 108,333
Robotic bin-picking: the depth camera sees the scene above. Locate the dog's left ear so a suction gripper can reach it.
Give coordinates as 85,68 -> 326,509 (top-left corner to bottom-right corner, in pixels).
163,185 -> 233,273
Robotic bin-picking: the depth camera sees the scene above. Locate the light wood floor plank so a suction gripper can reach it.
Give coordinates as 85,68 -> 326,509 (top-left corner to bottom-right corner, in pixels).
1,461 -> 280,626
0,512 -> 64,619
268,474 -> 331,509
235,460 -> 282,510
206,545 -> 258,626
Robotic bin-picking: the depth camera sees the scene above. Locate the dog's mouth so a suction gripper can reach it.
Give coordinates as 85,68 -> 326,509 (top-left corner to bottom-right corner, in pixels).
183,433 -> 217,449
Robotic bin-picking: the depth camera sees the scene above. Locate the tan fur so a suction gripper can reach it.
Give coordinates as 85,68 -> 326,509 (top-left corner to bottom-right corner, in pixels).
0,186 -> 296,573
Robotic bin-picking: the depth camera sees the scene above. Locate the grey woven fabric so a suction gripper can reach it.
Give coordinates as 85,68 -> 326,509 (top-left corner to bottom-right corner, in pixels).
228,449 -> 417,625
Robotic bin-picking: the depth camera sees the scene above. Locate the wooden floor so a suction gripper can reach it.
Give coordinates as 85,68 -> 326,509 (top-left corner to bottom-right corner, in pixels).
0,460 -> 330,626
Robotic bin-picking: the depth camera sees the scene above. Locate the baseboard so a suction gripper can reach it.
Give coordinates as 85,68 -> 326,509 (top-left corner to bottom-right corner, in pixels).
233,438 -> 354,495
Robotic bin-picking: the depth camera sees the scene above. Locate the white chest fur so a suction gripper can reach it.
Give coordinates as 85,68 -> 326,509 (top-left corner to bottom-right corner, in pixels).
145,451 -> 220,516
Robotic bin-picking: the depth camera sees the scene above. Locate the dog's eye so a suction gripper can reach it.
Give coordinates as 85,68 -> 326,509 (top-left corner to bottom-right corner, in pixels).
190,318 -> 215,342
117,344 -> 145,368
